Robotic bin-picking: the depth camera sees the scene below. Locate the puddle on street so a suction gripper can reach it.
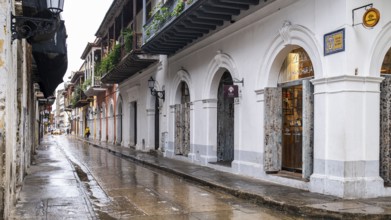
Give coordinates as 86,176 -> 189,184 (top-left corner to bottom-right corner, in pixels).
57,136 -> 305,220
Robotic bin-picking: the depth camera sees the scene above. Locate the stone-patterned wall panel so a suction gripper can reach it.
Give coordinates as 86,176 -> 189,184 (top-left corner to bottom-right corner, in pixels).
302,79 -> 314,180
264,87 -> 282,172
174,104 -> 181,155
380,75 -> 391,184
183,103 -> 190,156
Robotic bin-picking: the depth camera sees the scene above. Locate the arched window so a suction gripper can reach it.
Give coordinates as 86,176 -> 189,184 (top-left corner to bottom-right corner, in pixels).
278,48 -> 314,83
381,48 -> 391,74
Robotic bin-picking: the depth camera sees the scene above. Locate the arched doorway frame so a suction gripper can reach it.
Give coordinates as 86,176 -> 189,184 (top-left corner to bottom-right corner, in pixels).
94,106 -> 100,140
170,70 -> 194,158
116,95 -> 123,146
101,102 -> 107,142
256,21 -> 323,180
369,21 -> 391,185
256,21 -> 323,89
368,21 -> 391,77
202,52 -> 242,165
108,98 -> 115,144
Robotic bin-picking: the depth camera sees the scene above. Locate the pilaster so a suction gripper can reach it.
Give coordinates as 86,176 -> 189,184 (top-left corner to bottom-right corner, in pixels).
310,75 -> 384,198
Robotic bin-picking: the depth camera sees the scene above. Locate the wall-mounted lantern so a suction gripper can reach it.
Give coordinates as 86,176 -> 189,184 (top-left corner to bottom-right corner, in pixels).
148,77 -> 165,101
11,0 -> 65,42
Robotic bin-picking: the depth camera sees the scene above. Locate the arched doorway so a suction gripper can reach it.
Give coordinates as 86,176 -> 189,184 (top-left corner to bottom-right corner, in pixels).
108,103 -> 114,143
174,82 -> 191,156
101,103 -> 106,142
116,102 -> 123,145
380,46 -> 391,186
96,107 -> 101,140
216,71 -> 234,166
264,47 -> 314,179
129,101 -> 137,147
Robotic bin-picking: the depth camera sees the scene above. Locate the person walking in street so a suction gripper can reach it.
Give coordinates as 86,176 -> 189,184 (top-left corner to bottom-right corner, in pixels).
85,127 -> 90,139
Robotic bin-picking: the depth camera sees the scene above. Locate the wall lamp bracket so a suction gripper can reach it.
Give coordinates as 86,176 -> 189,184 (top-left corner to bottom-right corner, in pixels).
148,77 -> 165,101
11,13 -> 60,42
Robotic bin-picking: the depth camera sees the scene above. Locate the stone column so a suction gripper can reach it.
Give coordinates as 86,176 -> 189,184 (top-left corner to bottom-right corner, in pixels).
310,75 -> 384,199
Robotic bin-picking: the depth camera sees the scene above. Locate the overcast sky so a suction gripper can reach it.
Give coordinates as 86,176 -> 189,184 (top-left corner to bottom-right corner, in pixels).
61,0 -> 113,82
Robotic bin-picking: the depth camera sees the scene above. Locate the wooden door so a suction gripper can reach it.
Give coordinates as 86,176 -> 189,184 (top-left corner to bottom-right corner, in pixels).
217,72 -> 234,163
282,85 -> 303,172
174,103 -> 190,156
174,82 -> 191,156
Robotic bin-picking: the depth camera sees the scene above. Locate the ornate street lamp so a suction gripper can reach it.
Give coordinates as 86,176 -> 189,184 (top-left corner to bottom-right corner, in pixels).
148,77 -> 165,101
11,0 -> 65,42
47,0 -> 65,14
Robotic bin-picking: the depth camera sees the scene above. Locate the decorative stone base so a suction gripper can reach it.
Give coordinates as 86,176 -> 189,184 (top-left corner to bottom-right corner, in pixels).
310,174 -> 385,199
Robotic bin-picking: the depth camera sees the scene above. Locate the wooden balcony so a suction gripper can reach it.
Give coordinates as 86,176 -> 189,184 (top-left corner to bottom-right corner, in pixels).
142,0 -> 271,55
84,76 -> 107,97
101,32 -> 159,84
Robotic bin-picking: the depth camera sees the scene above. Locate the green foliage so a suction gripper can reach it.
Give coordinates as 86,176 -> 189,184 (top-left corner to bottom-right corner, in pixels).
96,43 -> 122,76
145,0 -> 194,38
82,78 -> 91,91
94,61 -> 101,77
122,28 -> 133,52
172,0 -> 184,17
146,1 -> 180,38
71,86 -> 82,108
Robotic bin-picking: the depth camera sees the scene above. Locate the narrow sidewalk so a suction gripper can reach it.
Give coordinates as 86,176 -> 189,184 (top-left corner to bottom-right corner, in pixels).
83,137 -> 391,220
10,136 -> 96,220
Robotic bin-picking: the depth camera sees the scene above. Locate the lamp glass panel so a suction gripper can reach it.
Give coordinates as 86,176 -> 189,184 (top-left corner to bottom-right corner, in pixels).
47,0 -> 64,13
148,77 -> 155,89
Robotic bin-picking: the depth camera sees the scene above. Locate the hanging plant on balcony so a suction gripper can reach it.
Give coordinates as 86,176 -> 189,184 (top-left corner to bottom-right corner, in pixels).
172,0 -> 185,17
122,28 -> 133,52
94,61 -> 102,77
146,3 -> 171,38
96,44 -> 122,76
71,86 -> 82,108
82,78 -> 92,91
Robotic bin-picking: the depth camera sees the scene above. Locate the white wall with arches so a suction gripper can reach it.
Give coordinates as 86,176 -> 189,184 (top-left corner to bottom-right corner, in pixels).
113,0 -> 391,199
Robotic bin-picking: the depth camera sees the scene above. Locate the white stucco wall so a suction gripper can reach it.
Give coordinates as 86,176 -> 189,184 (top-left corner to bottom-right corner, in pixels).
118,0 -> 391,198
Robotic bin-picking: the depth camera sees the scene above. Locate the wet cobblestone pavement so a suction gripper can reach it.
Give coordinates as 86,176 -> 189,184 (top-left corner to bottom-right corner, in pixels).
11,135 -> 302,219
11,135 -> 391,219
10,137 -> 96,219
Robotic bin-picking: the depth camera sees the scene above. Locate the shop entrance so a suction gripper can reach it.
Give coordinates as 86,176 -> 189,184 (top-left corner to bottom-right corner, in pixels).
282,85 -> 303,173
264,47 -> 314,180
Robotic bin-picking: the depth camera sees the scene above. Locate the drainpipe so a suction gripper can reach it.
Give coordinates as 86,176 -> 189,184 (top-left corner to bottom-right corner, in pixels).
142,0 -> 146,43
133,0 -> 137,50
160,54 -> 168,152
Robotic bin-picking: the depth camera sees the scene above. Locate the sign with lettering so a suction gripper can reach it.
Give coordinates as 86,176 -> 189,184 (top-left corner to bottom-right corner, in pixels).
224,85 -> 238,98
324,28 -> 345,56
363,8 -> 380,28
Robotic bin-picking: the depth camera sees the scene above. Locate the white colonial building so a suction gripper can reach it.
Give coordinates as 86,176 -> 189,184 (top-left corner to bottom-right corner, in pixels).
82,0 -> 391,199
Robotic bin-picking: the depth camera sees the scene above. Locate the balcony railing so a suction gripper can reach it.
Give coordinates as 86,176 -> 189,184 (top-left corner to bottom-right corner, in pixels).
142,0 -> 266,55
144,0 -> 194,43
84,76 -> 107,97
100,31 -> 158,84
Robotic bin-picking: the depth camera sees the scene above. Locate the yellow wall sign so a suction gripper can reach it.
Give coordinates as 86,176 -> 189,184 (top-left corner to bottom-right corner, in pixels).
324,28 -> 345,56
363,8 -> 380,28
